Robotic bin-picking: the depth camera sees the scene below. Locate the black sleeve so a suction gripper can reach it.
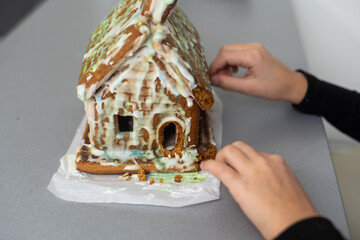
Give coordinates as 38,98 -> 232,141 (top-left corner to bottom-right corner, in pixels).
275,217 -> 345,240
292,70 -> 360,141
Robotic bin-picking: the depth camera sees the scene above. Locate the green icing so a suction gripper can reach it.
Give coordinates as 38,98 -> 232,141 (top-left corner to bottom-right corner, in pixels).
149,172 -> 206,184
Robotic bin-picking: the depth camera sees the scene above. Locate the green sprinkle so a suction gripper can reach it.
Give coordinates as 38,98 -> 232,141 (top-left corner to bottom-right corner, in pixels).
149,172 -> 206,184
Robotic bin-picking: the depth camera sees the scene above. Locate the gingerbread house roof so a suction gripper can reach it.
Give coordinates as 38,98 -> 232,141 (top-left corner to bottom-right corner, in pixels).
77,0 -> 214,110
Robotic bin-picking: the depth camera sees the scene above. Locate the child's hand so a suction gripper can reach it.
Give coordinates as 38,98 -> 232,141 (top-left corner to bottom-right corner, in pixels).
210,43 -> 308,104
201,141 -> 319,240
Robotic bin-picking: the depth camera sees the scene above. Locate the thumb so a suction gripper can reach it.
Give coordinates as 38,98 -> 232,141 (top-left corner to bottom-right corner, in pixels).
211,74 -> 254,93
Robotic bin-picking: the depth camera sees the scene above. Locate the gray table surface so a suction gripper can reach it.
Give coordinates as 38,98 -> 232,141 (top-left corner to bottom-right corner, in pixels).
0,0 -> 350,239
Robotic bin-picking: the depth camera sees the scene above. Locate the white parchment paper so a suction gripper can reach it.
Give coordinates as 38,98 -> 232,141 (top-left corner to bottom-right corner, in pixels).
47,93 -> 222,207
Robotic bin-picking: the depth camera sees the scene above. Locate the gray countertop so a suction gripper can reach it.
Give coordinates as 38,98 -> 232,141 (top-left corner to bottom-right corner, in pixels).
0,0 -> 350,239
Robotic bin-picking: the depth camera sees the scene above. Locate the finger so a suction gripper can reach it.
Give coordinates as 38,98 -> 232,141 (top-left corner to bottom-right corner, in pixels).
210,43 -> 266,76
232,141 -> 259,159
211,74 -> 254,94
209,50 -> 254,76
259,152 -> 285,162
215,145 -> 250,172
219,43 -> 264,51
201,160 -> 240,187
218,69 -> 230,76
213,65 -> 235,78
231,65 -> 238,74
259,151 -> 272,158
224,67 -> 232,76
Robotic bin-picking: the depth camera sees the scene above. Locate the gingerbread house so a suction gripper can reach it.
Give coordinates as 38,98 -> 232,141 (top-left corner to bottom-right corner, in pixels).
75,0 -> 216,174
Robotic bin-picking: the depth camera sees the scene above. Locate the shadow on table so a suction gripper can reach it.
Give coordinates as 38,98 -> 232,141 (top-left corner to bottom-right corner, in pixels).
0,0 -> 46,37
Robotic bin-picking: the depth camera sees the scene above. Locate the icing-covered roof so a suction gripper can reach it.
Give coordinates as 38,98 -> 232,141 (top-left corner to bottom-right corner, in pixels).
77,0 -> 214,110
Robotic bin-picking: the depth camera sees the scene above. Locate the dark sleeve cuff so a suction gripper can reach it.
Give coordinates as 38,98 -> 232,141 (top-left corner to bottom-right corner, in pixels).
292,70 -> 328,116
292,69 -> 360,141
275,217 -> 345,240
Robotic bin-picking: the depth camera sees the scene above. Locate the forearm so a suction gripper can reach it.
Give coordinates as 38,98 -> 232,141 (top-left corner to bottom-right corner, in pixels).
293,70 -> 360,141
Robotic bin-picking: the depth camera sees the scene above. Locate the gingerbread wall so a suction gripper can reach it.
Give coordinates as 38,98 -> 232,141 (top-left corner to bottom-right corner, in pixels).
84,55 -> 200,159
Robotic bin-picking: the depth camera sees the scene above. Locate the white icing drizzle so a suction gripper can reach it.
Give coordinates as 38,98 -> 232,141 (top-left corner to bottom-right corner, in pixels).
150,0 -> 176,24
124,164 -> 140,170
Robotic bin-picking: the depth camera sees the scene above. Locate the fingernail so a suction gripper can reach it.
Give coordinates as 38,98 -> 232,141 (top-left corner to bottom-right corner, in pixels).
211,75 -> 220,86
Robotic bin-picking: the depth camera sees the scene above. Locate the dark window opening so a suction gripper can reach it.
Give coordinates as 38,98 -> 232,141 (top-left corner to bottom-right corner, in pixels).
118,116 -> 133,132
163,123 -> 176,150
